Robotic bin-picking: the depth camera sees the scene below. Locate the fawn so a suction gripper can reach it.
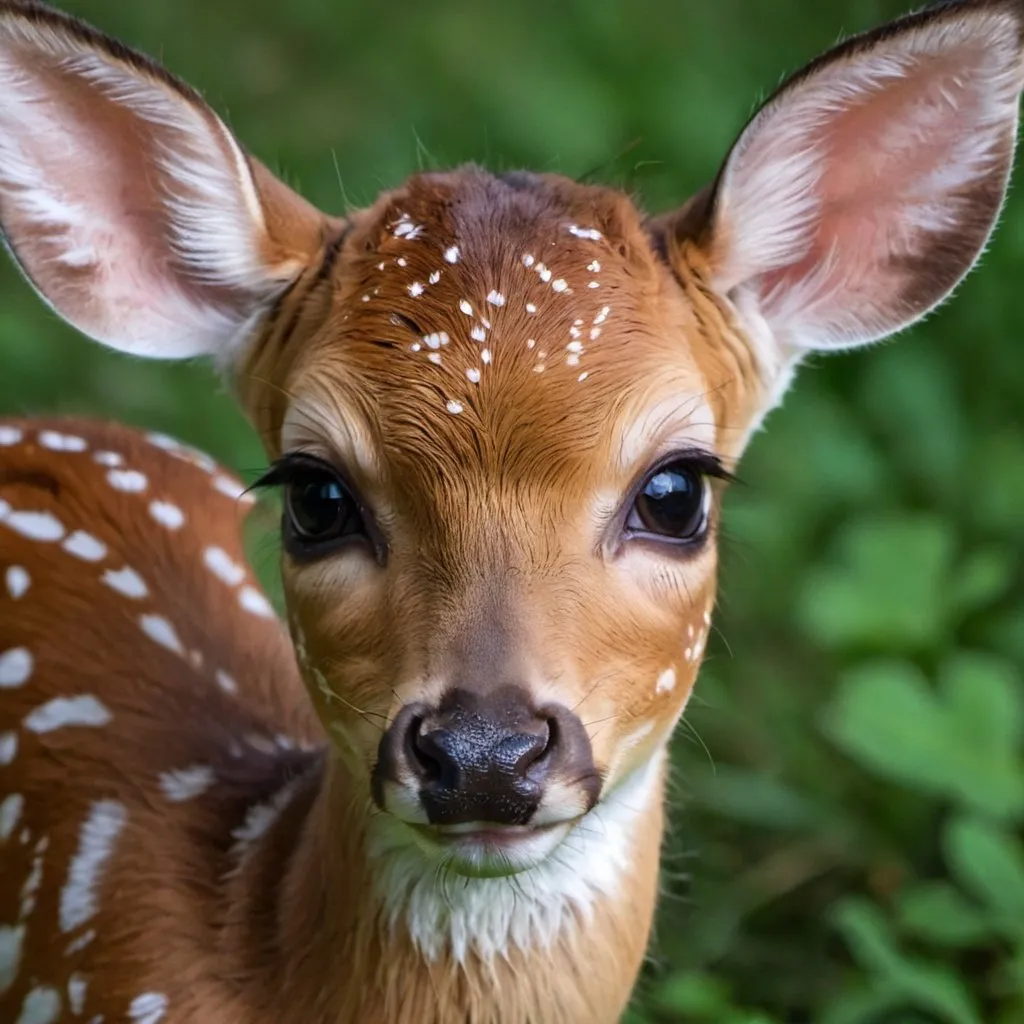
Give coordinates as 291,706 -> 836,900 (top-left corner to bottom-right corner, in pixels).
1,0 -> 1022,1021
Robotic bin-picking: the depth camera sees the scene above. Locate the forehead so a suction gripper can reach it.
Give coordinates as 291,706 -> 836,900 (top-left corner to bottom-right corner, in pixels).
285,168 -> 721,488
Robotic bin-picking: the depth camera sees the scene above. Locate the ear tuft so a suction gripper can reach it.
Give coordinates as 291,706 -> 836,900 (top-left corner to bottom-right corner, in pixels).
0,1 -> 329,360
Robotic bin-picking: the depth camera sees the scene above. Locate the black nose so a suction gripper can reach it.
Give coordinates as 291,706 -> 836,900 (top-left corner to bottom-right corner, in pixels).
377,687 -> 574,826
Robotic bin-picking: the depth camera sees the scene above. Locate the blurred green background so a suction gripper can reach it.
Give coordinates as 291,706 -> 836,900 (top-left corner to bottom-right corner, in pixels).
2,1 -> 1023,1021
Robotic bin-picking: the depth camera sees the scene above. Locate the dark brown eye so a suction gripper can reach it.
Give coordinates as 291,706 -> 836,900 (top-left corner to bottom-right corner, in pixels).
627,461 -> 709,543
285,469 -> 363,547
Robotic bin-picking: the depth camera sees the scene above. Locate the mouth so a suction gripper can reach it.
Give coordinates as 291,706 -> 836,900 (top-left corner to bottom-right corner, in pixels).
405,818 -> 577,878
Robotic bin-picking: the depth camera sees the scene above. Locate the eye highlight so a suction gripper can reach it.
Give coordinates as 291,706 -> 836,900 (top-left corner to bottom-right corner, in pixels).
251,453 -> 377,561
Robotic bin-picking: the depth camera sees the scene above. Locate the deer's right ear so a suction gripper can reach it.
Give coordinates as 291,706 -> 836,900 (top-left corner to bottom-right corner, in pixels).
0,3 -> 332,361
657,0 -> 1024,374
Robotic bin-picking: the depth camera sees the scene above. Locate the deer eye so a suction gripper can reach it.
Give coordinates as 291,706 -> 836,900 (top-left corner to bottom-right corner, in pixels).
626,460 -> 711,544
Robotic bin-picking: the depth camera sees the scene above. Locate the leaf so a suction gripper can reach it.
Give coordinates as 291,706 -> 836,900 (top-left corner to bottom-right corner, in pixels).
822,661 -> 951,796
896,881 -> 994,947
944,816 -> 1024,939
831,898 -> 983,1024
949,547 -> 1015,617
798,515 -> 955,652
654,971 -> 732,1015
685,767 -> 829,831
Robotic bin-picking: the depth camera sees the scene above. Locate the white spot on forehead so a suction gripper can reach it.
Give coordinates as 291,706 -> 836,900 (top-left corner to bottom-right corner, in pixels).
213,475 -> 248,501
5,566 -> 29,600
480,349 -> 492,365
427,353 -> 442,365
444,245 -> 460,263
536,264 -> 551,282
567,340 -> 583,354
446,400 -> 464,415
703,609 -> 712,625
590,327 -> 602,340
203,546 -> 246,587
215,670 -> 239,695
423,331 -> 449,350
60,799 -> 127,933
2,510 -> 65,542
38,430 -> 87,452
588,281 -> 601,289
62,531 -> 107,563
139,614 -> 185,656
587,260 -> 601,272
129,992 -> 169,1024
465,368 -> 481,384
522,254 -> 535,267
396,257 -> 408,267
0,648 -> 33,688
655,668 -> 677,695
486,290 -> 506,307
410,342 -> 421,352
407,281 -> 425,297
101,566 -> 148,600
239,586 -> 276,620
24,696 -> 111,733
594,305 -> 611,324
578,371 -> 589,382
429,270 -> 442,284
525,302 -> 537,314
470,325 -> 487,342
159,765 -> 216,803
551,279 -> 569,293
0,923 -> 26,994
0,732 -> 17,765
526,339 -> 536,350
14,985 -> 61,1024
145,432 -> 180,451
1,794 -> 25,841
567,224 -> 603,241
106,469 -> 147,493
148,501 -> 184,530
67,975 -> 88,1016
0,426 -> 23,446
458,299 -> 473,316
92,451 -> 123,467
566,354 -> 580,367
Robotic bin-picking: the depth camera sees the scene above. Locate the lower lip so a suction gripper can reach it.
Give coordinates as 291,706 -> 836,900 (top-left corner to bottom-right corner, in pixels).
408,820 -> 574,878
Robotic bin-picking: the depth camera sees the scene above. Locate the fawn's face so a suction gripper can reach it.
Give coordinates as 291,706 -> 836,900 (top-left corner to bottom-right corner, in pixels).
241,170 -> 768,871
1,0 -> 1020,879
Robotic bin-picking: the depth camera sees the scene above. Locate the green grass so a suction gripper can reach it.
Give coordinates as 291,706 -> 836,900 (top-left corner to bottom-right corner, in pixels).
2,2 -> 1023,1020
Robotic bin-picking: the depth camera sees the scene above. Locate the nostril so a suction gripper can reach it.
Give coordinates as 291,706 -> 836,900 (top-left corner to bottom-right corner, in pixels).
405,715 -> 442,783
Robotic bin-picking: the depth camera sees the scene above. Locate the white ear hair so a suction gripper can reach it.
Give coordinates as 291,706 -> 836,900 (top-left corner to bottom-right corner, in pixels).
0,4 -> 327,360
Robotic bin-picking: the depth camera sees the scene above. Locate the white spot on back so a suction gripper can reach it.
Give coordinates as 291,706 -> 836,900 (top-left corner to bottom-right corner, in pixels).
1,794 -> 25,841
149,501 -> 185,530
92,451 -> 123,467
145,432 -> 180,451
0,648 -> 32,688
443,245 -> 460,263
203,547 -> 246,587
459,299 -> 473,316
0,732 -> 17,765
128,991 -> 169,1024
14,985 -> 61,1024
0,923 -> 25,995
67,974 -> 88,1015
106,470 -> 147,493
60,799 -> 127,933
63,929 -> 95,958
525,302 -> 537,314
62,531 -> 107,563
232,778 -> 304,854
38,431 -> 87,453
213,475 -> 247,501
446,400 -> 464,415
139,614 -> 185,655
407,281 -> 425,297
551,279 -> 569,292
159,765 -> 216,803
423,331 -> 449,350
6,566 -> 30,599
429,270 -> 441,284
486,290 -> 506,307
465,368 -> 481,384
24,696 -> 111,733
2,510 -> 65,542
215,670 -> 239,695
101,567 -> 148,600
239,587 -> 276,620
0,426 -> 23,446
470,325 -> 487,342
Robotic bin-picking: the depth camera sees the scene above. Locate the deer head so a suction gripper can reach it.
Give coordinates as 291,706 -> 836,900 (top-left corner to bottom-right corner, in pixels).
0,0 -> 1021,943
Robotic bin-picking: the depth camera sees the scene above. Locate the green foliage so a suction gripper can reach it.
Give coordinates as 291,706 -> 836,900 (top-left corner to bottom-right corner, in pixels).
1,0 -> 1022,1021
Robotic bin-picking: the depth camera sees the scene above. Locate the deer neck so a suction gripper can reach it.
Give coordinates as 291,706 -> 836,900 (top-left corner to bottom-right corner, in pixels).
222,747 -> 667,1024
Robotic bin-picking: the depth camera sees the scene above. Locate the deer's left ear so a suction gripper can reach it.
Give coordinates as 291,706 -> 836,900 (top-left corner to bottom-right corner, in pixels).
657,0 -> 1024,369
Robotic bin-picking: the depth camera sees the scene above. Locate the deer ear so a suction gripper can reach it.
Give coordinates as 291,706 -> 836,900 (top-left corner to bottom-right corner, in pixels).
0,3 -> 333,361
659,0 -> 1024,368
